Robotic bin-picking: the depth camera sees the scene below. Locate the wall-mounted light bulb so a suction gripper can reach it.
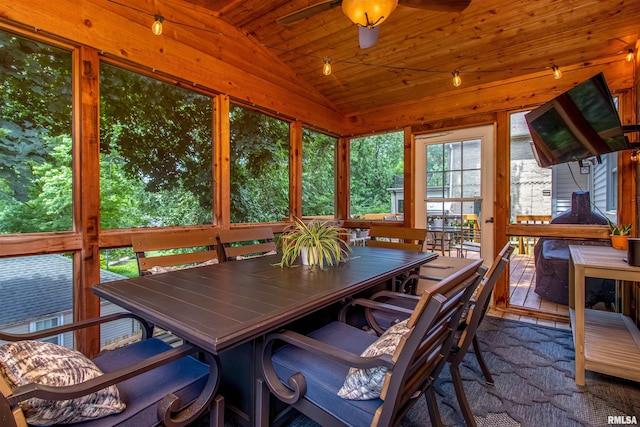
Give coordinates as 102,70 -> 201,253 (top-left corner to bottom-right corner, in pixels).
152,15 -> 164,36
626,49 -> 635,62
552,64 -> 562,79
452,70 -> 461,87
322,58 -> 332,76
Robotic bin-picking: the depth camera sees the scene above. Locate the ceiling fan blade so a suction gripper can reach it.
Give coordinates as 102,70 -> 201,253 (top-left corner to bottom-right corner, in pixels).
398,0 -> 471,12
277,0 -> 343,25
359,26 -> 379,49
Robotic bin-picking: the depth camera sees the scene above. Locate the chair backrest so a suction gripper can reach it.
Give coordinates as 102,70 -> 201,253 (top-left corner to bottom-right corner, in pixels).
218,227 -> 277,261
368,225 -> 428,252
373,258 -> 484,426
131,229 -> 219,275
454,242 -> 515,358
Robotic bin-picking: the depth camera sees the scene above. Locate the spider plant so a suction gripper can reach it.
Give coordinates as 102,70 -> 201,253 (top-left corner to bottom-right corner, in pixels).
276,218 -> 352,269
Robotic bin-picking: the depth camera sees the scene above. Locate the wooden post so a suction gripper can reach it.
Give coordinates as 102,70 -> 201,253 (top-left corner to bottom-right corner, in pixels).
76,46 -> 102,357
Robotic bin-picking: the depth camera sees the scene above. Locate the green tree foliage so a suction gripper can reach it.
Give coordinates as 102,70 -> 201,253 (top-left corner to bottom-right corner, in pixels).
302,129 -> 336,217
229,104 -> 289,223
0,136 -> 73,232
350,132 -> 404,216
0,30 -> 73,233
99,63 -> 214,227
0,28 -> 408,234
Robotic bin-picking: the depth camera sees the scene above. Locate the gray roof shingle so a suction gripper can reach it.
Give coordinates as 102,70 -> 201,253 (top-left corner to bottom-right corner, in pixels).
0,255 -> 125,326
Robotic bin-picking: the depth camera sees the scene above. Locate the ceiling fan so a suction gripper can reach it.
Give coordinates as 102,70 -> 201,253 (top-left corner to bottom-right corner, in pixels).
277,0 -> 471,49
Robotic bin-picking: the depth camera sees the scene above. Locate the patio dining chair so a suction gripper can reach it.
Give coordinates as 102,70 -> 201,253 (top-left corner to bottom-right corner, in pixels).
367,224 -> 429,291
367,224 -> 428,252
132,228 -> 219,275
0,313 -> 224,427
359,242 -> 515,426
258,258 -> 483,427
218,227 -> 277,261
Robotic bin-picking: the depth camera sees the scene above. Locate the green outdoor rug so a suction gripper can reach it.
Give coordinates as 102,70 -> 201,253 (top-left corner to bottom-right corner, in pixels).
208,316 -> 640,427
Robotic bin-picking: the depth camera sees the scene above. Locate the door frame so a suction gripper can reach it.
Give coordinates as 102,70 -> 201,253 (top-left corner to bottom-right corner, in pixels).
414,125 -> 495,264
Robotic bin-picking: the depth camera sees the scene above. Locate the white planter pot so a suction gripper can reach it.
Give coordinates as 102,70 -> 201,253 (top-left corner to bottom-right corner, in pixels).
300,246 -> 319,266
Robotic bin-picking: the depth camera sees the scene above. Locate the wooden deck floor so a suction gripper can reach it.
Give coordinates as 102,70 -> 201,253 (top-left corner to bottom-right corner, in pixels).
432,247 -> 571,329
493,252 -> 570,329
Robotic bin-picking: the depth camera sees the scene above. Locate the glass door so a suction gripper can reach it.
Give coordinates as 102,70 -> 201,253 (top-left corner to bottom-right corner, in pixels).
415,126 -> 494,260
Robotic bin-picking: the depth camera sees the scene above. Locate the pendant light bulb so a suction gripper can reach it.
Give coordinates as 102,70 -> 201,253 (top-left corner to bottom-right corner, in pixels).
626,49 -> 635,62
552,64 -> 562,79
452,70 -> 461,87
323,58 -> 332,76
152,15 -> 164,36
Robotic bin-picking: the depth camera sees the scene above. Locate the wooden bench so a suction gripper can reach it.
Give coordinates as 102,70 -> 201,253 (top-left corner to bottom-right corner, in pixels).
218,227 -> 277,261
131,229 -> 219,275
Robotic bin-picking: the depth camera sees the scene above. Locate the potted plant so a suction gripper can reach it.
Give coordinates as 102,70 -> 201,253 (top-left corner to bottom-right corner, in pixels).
277,218 -> 352,268
609,222 -> 632,250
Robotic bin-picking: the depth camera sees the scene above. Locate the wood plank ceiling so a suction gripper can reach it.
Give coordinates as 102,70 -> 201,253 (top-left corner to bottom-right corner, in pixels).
173,0 -> 638,116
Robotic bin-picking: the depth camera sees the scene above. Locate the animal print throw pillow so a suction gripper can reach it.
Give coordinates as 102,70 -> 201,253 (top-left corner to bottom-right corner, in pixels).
0,340 -> 125,425
337,319 -> 410,400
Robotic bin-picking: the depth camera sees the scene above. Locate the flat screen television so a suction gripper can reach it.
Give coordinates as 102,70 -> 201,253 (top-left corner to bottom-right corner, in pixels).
525,73 -> 628,168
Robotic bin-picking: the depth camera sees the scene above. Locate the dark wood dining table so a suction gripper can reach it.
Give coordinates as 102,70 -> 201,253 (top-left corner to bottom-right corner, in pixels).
92,245 -> 436,425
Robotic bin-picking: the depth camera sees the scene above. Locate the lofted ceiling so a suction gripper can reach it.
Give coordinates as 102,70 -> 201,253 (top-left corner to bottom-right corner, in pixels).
177,0 -> 638,116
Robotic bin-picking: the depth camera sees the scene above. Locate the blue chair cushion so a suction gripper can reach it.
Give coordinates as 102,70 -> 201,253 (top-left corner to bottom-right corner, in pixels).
271,322 -> 383,427
70,338 -> 209,427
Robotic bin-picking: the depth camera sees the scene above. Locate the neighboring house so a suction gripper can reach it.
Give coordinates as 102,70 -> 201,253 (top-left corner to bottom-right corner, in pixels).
0,254 -> 140,349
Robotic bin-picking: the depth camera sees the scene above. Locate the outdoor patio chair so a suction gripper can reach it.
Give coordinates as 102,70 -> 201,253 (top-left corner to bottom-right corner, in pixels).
360,243 -> 514,426
258,258 -> 483,427
218,227 -> 277,261
0,313 -> 224,427
367,224 -> 428,252
367,225 -> 429,291
445,242 -> 515,426
132,229 -> 219,275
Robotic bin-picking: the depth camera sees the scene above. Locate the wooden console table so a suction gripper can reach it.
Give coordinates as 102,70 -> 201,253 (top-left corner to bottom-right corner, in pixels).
569,245 -> 640,385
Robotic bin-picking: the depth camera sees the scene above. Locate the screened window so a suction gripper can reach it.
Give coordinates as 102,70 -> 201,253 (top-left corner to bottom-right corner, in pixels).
510,111 -> 553,219
229,104 -> 290,223
0,30 -> 73,234
350,132 -> 404,219
302,129 -> 336,218
0,255 -> 73,347
99,63 -> 214,229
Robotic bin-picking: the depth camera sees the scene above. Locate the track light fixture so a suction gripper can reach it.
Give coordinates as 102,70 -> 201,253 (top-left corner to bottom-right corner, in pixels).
551,64 -> 562,79
152,15 -> 164,36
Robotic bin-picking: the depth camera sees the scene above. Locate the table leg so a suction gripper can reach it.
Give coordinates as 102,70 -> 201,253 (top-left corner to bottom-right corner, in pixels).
574,263 -> 586,386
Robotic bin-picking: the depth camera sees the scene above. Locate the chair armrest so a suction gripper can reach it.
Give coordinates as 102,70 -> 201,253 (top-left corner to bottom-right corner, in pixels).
369,290 -> 421,303
260,329 -> 393,404
339,297 -> 416,335
0,313 -> 154,342
398,273 -> 443,293
339,296 -> 415,322
7,343 -> 222,427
